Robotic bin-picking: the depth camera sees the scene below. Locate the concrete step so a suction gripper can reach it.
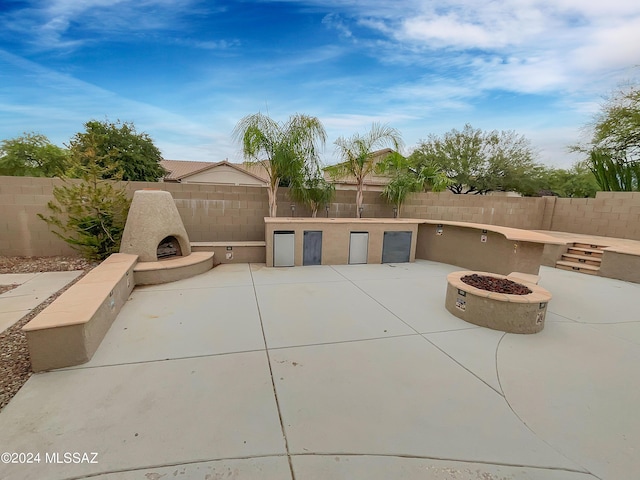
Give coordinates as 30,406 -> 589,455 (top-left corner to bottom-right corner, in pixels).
561,253 -> 602,266
567,247 -> 604,258
555,260 -> 600,275
572,242 -> 608,250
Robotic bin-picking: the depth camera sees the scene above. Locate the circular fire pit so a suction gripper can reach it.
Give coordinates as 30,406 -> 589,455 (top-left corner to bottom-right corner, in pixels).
446,271 -> 552,334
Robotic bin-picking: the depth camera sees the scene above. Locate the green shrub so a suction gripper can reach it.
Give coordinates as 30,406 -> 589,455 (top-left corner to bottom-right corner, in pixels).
39,160 -> 130,261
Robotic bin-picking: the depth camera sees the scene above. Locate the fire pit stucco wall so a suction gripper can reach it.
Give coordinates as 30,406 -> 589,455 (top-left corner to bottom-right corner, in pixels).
445,271 -> 552,334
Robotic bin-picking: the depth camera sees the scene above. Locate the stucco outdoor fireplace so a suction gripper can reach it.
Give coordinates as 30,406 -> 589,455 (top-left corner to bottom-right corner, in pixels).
119,189 -> 214,285
120,189 -> 192,262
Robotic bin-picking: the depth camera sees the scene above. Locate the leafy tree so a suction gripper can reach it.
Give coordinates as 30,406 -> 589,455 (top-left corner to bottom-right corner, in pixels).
67,120 -> 166,181
0,132 -> 68,177
289,167 -> 335,217
39,132 -> 131,260
233,112 -> 326,217
591,84 -> 640,163
573,83 -> 640,191
410,124 -> 539,195
535,162 -> 599,197
326,123 -> 404,216
376,151 -> 451,217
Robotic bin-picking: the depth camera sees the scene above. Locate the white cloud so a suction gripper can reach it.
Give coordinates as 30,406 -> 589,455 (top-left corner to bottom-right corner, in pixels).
471,56 -> 571,93
401,14 -> 511,49
339,0 -> 640,96
322,13 -> 353,38
0,0 -> 207,50
571,18 -> 640,73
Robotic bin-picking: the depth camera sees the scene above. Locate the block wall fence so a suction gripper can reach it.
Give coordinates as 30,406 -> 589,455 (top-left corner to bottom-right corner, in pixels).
2,176 -> 640,257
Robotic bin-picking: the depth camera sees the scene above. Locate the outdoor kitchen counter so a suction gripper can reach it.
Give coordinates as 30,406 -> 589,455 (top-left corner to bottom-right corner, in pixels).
264,218 -> 564,273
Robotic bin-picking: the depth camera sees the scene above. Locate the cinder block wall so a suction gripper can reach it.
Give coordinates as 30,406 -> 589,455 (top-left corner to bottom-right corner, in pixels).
401,194 -> 546,228
3,175 -> 640,257
550,192 -> 640,239
0,176 -> 76,256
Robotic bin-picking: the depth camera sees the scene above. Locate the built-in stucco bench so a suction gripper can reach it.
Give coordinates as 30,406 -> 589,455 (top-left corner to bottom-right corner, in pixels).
22,253 -> 138,372
133,251 -> 215,285
191,241 -> 266,264
598,246 -> 640,284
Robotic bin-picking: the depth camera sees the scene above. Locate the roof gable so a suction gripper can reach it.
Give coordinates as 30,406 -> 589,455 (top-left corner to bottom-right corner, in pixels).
160,160 -> 217,181
160,159 -> 269,183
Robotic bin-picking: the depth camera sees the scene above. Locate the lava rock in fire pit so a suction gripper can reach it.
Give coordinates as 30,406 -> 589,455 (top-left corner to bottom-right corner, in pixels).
461,273 -> 532,295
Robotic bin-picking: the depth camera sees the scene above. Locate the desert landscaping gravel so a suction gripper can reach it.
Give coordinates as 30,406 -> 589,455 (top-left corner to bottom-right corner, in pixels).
0,256 -> 98,411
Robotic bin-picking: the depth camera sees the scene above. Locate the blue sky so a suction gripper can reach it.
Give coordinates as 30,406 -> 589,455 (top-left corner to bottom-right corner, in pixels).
1,1 -> 639,168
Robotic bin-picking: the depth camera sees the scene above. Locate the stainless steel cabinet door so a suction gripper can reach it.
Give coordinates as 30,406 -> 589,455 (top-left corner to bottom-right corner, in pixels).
382,231 -> 412,263
273,231 -> 295,267
349,232 -> 369,264
303,231 -> 322,266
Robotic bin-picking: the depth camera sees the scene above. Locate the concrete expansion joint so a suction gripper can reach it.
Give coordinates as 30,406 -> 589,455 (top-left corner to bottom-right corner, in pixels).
328,265 -> 422,336
64,454 -> 291,480
249,266 -> 297,480
584,319 -> 640,324
57,347 -> 269,371
496,356 -> 591,478
423,332 -> 505,397
494,332 -> 507,397
288,452 -> 593,475
267,332 -> 421,351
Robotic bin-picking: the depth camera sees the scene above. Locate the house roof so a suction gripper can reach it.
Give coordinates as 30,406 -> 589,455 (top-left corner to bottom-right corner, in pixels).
162,150 -> 394,187
160,159 -> 269,183
160,160 -> 217,181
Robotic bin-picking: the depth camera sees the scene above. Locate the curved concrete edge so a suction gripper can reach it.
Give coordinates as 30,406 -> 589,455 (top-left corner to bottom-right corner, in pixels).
445,271 -> 552,334
133,252 -> 215,285
291,454 -> 597,480
497,322 -> 640,479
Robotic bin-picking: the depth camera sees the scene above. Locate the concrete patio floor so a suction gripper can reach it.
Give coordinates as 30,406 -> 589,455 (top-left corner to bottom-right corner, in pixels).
0,271 -> 82,334
0,260 -> 639,480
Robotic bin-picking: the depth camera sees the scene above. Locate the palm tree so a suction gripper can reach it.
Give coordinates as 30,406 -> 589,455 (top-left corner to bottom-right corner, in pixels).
233,113 -> 326,217
326,123 -> 404,217
377,152 -> 451,217
289,167 -> 335,217
589,149 -> 640,191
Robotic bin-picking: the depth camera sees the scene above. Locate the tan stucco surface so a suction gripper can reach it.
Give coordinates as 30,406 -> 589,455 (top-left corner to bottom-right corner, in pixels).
22,253 -> 137,371
120,190 -> 192,262
264,218 -> 420,266
133,251 -> 214,285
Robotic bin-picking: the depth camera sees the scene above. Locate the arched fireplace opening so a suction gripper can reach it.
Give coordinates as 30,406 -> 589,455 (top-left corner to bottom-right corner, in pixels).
157,236 -> 183,259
